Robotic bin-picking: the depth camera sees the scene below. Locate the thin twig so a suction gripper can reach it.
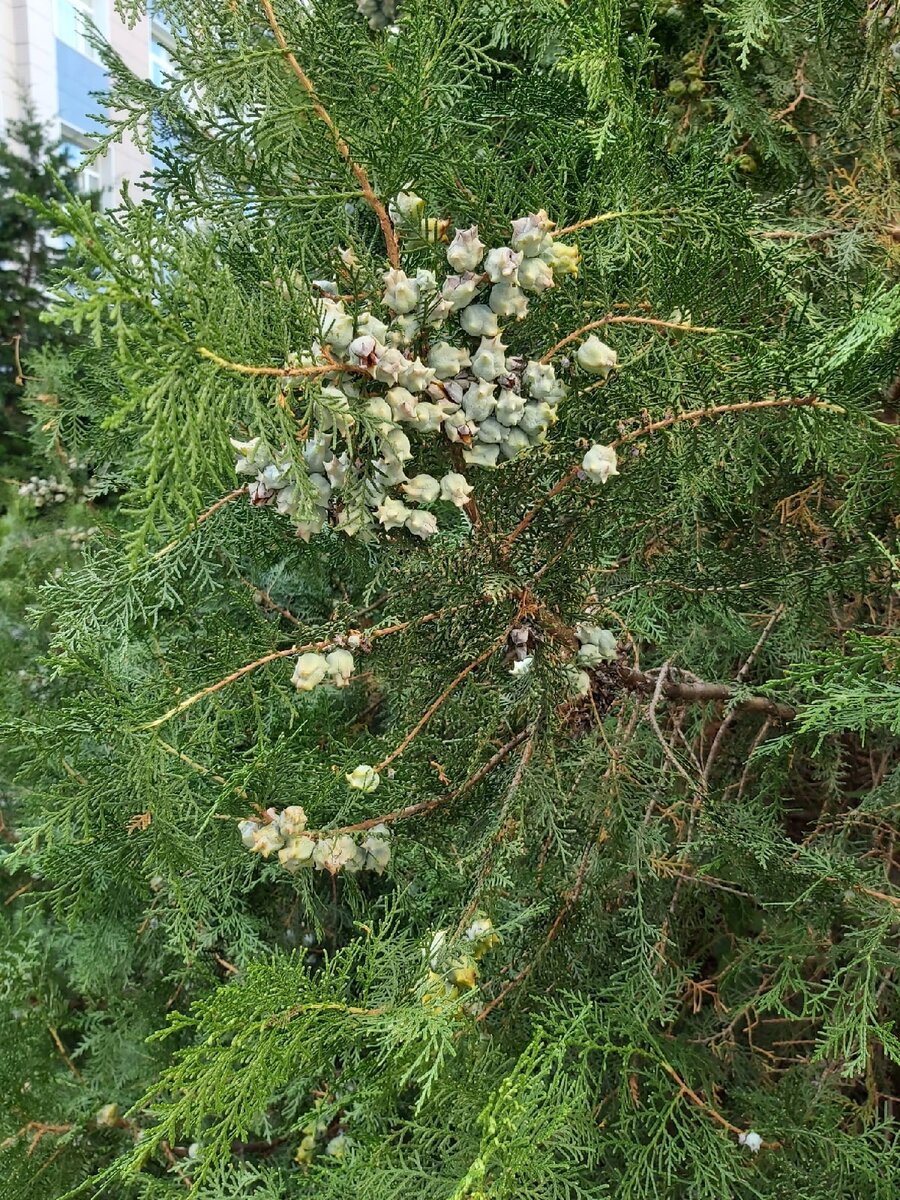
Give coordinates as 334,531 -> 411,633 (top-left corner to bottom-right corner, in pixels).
137,606 -> 467,730
157,738 -> 249,799
259,0 -> 400,266
854,883 -> 900,910
499,466 -> 582,553
11,333 -> 26,385
138,645 -> 303,730
457,726 -> 537,931
501,396 -> 844,552
646,664 -> 698,792
197,346 -> 365,379
540,314 -> 722,363
240,577 -> 302,625
160,1140 -> 193,1189
152,487 -> 248,561
322,728 -> 532,836
48,1027 -> 81,1078
555,207 -> 680,236
4,882 -> 33,905
477,842 -> 593,1022
373,636 -> 508,773
703,605 -> 785,781
1,1122 -> 73,1156
617,395 -> 846,450
450,442 -> 482,528
655,1059 -> 778,1147
734,718 -> 773,799
736,605 -> 785,684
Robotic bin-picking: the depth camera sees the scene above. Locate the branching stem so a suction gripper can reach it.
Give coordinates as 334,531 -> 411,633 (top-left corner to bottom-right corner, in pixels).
373,635 -> 509,773
653,1058 -> 778,1147
555,208 -> 681,236
197,346 -> 365,379
259,0 -> 400,266
137,606 -> 468,730
477,842 -> 592,1022
323,728 -> 531,836
539,314 -> 722,363
619,663 -> 796,721
152,487 -> 247,561
500,396 -> 844,552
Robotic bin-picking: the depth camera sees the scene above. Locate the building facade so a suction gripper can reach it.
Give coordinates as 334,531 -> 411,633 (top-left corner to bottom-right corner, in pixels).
0,0 -> 170,199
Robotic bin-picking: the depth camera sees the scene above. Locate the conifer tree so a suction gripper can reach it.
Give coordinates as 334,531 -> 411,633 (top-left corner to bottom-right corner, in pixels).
0,113 -> 82,451
3,2 -> 900,1198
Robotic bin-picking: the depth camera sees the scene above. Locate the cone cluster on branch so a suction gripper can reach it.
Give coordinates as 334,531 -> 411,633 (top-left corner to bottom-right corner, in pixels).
231,204 -> 619,542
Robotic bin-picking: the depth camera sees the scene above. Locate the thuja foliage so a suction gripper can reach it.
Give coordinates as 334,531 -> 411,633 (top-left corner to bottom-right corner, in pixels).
3,1 -> 900,1196
646,0 -> 900,212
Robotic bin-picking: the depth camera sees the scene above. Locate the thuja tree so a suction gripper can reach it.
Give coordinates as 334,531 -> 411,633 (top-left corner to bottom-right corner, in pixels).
4,1 -> 900,1196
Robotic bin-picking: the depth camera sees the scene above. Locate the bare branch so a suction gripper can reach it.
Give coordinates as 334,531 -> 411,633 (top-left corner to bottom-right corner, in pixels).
259,0 -> 400,267
540,314 -> 722,363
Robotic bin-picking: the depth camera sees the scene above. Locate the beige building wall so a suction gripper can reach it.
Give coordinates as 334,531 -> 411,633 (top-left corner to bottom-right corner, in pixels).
2,0 -> 60,130
0,0 -> 154,200
102,6 -> 152,196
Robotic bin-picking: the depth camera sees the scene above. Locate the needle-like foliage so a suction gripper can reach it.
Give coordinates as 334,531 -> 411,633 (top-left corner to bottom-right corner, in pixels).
2,2 -> 900,1197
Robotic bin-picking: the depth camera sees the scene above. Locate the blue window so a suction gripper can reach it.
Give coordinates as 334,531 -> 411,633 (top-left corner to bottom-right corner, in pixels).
55,0 -> 105,61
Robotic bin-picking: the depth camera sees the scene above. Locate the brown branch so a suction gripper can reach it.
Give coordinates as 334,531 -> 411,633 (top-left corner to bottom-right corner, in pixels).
854,883 -> 900,910
137,644 -> 303,729
346,592 -> 391,623
499,465 -> 581,554
1,1122 -> 73,1156
4,882 -> 33,904
325,728 -> 531,836
160,1140 -> 193,1189
138,605 -> 469,731
458,728 -> 537,931
11,333 -> 26,385
654,1059 -> 779,1148
703,604 -> 785,781
613,395 -> 845,448
657,1059 -> 745,1135
500,396 -> 844,552
373,635 -> 508,773
152,487 -> 248,561
734,717 -> 774,800
540,314 -> 722,363
197,346 -> 365,379
259,0 -> 400,267
645,663 -> 698,790
61,759 -> 89,786
241,577 -> 302,625
477,841 -> 592,1022
754,223 -> 900,242
48,1027 -> 81,1078
772,86 -> 814,123
617,664 -> 795,721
